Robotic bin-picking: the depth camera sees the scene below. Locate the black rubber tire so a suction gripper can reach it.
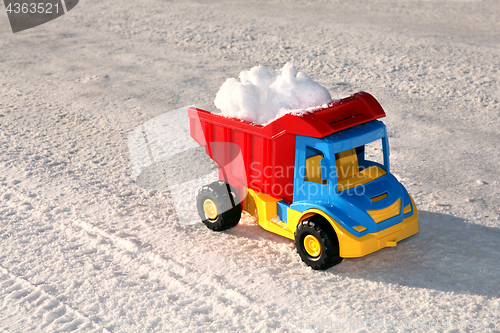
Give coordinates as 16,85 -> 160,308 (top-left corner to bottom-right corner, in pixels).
196,181 -> 241,231
294,215 -> 343,270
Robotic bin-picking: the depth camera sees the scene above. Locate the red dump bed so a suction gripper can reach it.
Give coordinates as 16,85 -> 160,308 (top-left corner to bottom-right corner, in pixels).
188,91 -> 385,202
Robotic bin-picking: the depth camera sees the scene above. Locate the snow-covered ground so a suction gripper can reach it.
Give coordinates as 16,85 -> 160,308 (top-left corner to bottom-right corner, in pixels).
1,0 -> 500,331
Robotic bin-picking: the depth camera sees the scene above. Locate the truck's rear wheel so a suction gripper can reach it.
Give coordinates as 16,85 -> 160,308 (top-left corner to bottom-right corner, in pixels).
294,215 -> 343,270
196,181 -> 241,231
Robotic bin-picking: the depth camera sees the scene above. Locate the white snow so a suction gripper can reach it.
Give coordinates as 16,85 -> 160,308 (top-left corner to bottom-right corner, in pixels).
214,63 -> 332,124
1,0 -> 500,332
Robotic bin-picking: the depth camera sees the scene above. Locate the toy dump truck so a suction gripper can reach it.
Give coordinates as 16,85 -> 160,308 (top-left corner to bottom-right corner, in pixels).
188,92 -> 419,270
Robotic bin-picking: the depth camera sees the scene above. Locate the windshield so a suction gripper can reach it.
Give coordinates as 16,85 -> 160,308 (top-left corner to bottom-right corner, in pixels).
334,137 -> 388,192
364,139 -> 384,167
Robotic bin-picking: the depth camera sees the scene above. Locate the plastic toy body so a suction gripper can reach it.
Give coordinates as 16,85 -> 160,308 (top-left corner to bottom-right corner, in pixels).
189,91 -> 419,270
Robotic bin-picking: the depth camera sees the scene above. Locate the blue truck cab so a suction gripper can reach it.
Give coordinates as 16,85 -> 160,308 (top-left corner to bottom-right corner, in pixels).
274,119 -> 419,265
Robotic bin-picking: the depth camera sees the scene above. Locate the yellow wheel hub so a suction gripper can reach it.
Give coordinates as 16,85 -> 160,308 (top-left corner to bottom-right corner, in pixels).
304,235 -> 321,257
203,199 -> 218,220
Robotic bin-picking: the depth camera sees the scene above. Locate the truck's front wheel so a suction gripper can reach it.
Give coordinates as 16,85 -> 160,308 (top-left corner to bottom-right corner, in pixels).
196,181 -> 241,231
295,215 -> 343,270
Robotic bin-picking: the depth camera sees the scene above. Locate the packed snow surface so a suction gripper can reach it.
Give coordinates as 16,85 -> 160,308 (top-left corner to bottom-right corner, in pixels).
214,63 -> 332,124
1,0 -> 500,332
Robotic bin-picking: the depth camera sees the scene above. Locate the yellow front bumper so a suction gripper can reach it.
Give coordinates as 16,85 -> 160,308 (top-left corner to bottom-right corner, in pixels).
334,205 -> 419,258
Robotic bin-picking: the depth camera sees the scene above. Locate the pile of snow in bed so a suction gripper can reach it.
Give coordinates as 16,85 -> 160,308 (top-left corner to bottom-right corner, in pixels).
214,63 -> 332,125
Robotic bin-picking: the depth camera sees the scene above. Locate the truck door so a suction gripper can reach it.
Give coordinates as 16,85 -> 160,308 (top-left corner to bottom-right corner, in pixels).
293,136 -> 332,203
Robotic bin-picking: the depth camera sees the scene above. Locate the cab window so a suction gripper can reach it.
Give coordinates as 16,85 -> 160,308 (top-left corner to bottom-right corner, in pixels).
304,147 -> 326,185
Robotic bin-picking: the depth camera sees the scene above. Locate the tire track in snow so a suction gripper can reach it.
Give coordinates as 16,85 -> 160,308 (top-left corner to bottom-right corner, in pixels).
0,184 -> 127,332
0,264 -> 110,333
1,183 -> 262,331
74,219 -> 255,308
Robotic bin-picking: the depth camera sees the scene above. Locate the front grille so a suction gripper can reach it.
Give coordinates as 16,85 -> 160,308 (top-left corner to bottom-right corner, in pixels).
367,198 -> 401,223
